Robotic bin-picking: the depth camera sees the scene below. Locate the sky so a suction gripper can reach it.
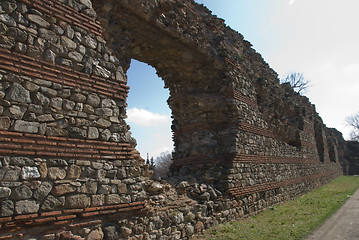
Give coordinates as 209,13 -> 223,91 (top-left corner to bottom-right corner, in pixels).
126,0 -> 359,159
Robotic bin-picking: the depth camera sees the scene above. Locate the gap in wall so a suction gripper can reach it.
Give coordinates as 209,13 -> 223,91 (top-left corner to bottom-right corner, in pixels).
126,59 -> 173,160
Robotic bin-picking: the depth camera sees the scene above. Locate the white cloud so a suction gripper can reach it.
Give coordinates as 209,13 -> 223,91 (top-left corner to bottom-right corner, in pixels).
126,108 -> 173,159
305,61 -> 359,140
342,63 -> 359,82
126,107 -> 171,127
265,0 -> 359,140
270,16 -> 280,26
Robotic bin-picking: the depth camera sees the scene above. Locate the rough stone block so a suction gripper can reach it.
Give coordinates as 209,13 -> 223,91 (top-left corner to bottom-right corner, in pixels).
66,164 -> 82,179
38,162 -> 48,179
68,127 -> 87,138
44,49 -> 56,63
34,92 -> 50,106
28,104 -> 43,114
0,187 -> 11,198
3,169 -> 20,181
50,97 -> 63,109
0,14 -> 16,27
0,35 -> 15,48
27,45 -> 42,58
34,79 -> 52,87
91,194 -> 105,207
62,99 -> 76,110
23,81 -> 40,92
33,181 -> 52,201
96,118 -> 111,128
26,14 -> 50,28
13,120 -> 39,133
39,28 -> 58,42
0,116 -> 10,130
40,87 -> 57,97
7,27 -> 27,42
20,166 -> 40,179
41,195 -> 62,211
6,83 -> 31,103
47,167 -> 66,180
93,65 -> 111,78
100,129 -> 111,141
120,226 -> 132,238
3,105 -> 26,119
95,108 -> 113,117
117,183 -> 127,194
1,200 -> 14,216
56,57 -> 73,67
61,36 -> 77,50
82,35 -> 97,49
52,184 -> 76,196
87,227 -> 104,240
70,93 -> 86,103
11,185 -> 32,200
2,2 -> 17,14
68,51 -> 83,62
80,180 -> 97,194
103,225 -> 119,240
15,200 -> 39,214
86,93 -> 101,107
66,194 -> 91,208
105,194 -> 122,205
9,156 -> 34,166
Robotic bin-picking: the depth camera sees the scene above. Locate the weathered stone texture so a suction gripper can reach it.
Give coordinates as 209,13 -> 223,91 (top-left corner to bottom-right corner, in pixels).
15,200 -> 39,214
0,0 -> 353,239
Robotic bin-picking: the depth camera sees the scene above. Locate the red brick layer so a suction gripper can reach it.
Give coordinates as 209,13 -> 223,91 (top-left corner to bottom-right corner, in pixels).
0,202 -> 146,237
19,0 -> 103,36
174,121 -> 275,139
0,48 -> 129,101
229,90 -> 258,107
300,140 -> 318,150
0,130 -> 134,161
171,153 -> 321,168
228,170 -> 340,198
230,153 -> 319,164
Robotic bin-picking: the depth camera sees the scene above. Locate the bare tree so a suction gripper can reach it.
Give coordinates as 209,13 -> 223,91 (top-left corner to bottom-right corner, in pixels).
153,151 -> 172,179
281,72 -> 311,95
346,113 -> 359,141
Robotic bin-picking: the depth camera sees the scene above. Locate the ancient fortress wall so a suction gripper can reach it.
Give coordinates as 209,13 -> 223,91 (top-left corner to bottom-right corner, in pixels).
0,0 -> 343,239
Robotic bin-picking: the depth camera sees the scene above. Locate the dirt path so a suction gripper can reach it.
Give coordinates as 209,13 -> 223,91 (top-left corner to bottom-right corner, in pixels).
306,188 -> 359,240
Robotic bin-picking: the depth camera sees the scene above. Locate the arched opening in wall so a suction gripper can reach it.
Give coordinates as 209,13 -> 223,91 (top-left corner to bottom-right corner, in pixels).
91,0 -> 229,177
126,59 -> 174,163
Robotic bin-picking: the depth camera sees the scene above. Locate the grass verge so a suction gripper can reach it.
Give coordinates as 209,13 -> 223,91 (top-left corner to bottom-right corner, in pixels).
201,176 -> 359,240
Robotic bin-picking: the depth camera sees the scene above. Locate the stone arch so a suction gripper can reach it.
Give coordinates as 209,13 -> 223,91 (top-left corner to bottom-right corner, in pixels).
92,0 -> 237,168
91,0 -> 343,194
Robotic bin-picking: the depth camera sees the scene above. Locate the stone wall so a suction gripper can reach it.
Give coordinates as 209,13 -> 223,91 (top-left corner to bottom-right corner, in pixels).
0,0 -> 346,239
327,128 -> 359,175
343,141 -> 359,175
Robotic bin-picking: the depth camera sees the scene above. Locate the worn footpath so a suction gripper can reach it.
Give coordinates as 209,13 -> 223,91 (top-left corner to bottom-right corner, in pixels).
306,187 -> 359,240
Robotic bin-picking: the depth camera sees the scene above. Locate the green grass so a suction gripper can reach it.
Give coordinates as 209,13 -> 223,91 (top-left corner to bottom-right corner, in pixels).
202,176 -> 359,240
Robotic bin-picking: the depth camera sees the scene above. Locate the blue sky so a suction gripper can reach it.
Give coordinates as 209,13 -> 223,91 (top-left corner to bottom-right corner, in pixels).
126,0 -> 359,159
126,60 -> 172,158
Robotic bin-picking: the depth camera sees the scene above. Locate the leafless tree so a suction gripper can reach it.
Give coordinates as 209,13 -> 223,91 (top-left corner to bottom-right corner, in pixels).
346,113 -> 359,141
281,72 -> 311,95
153,151 -> 172,179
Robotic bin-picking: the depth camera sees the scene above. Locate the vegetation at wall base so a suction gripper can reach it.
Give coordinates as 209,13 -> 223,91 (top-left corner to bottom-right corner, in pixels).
201,176 -> 359,240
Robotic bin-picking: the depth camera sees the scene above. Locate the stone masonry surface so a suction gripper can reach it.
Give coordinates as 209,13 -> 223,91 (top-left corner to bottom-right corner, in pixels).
0,0 -> 355,239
